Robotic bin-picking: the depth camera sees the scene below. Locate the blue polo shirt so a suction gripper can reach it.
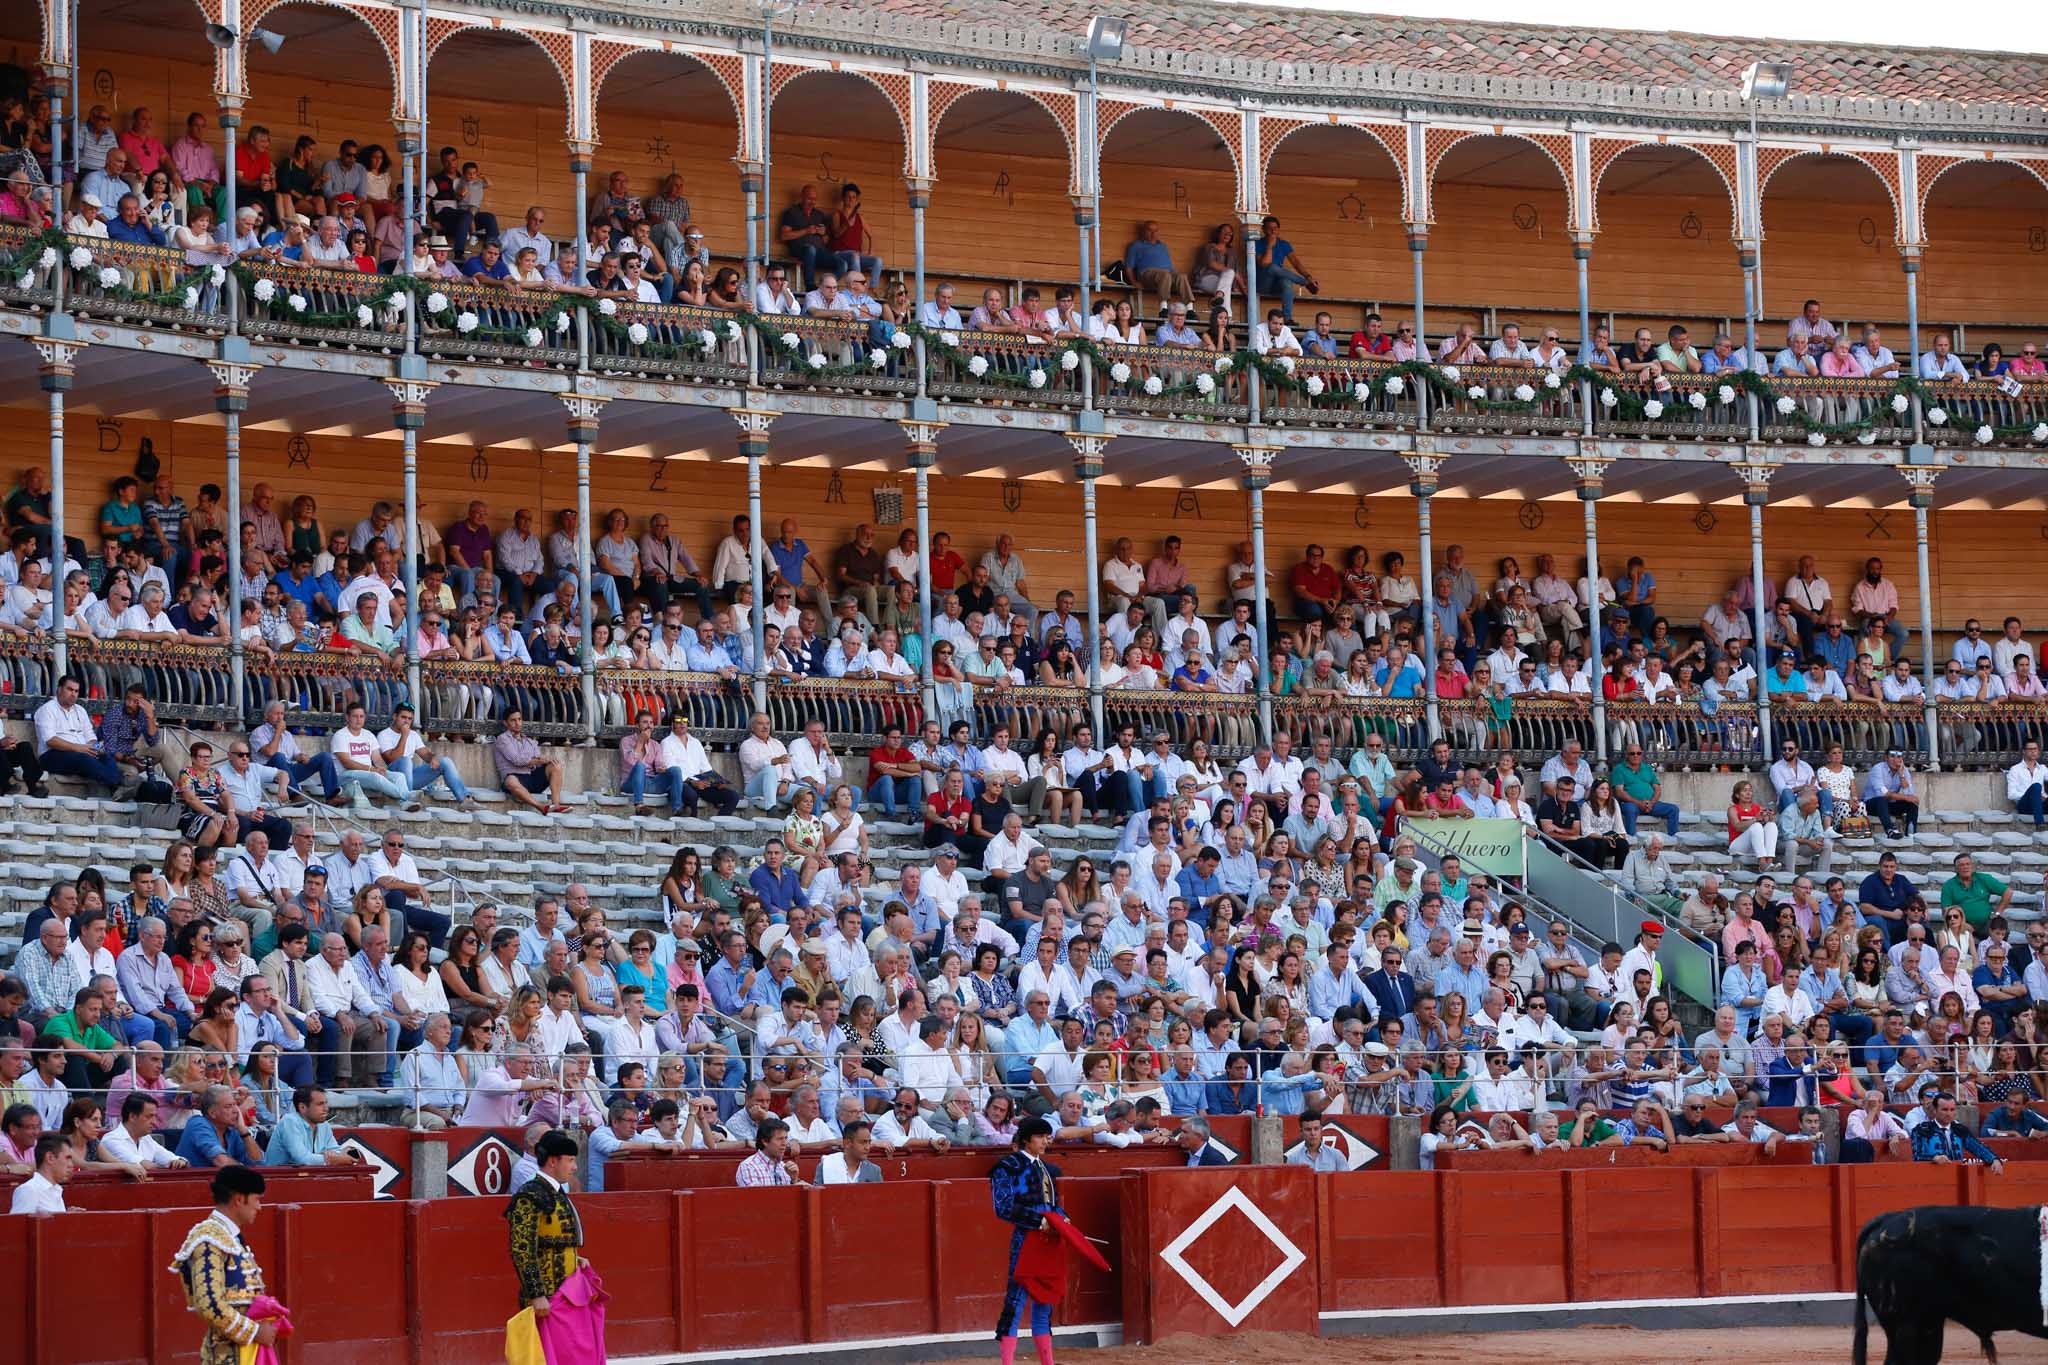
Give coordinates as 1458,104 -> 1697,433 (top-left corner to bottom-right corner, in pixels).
175,1119 -> 252,1166
768,539 -> 810,586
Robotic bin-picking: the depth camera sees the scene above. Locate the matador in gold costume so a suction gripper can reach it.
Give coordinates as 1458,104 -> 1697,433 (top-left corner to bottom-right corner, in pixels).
170,1167 -> 279,1365
506,1129 -> 586,1311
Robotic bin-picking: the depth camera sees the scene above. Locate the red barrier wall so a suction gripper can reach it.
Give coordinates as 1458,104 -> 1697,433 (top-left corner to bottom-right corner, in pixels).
607,1142 -> 1189,1191
7,1163 -> 2042,1363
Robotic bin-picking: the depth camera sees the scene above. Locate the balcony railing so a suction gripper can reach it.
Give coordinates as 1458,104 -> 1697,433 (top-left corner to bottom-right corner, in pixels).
16,227 -> 2048,452
0,635 -> 2040,772
418,280 -> 579,368
62,238 -> 230,333
925,328 -> 1086,408
755,314 -> 917,397
241,258 -> 407,350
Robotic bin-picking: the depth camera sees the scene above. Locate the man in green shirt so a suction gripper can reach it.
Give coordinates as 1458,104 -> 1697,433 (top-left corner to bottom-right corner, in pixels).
1558,1098 -> 1621,1146
1609,742 -> 1681,837
46,985 -> 122,1093
1940,852 -> 2011,931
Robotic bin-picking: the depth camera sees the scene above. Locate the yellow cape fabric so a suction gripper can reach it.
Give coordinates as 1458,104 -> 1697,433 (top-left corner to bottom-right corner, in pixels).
505,1306 -> 547,1365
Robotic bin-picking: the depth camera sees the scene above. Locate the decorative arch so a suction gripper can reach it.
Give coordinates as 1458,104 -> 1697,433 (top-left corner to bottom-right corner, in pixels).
770,63 -> 913,175
1424,128 -> 1576,226
1587,137 -> 1739,234
590,43 -> 745,156
1258,116 -> 1409,219
238,0 -> 402,116
421,21 -> 574,135
928,82 -> 1078,193
1098,102 -> 1243,189
1758,147 -> 1904,243
1916,152 -> 2048,241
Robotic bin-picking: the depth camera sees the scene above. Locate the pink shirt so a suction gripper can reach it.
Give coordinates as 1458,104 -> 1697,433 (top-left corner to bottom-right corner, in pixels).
2009,356 -> 2047,378
118,131 -> 169,177
170,134 -> 221,186
1820,352 -> 1866,378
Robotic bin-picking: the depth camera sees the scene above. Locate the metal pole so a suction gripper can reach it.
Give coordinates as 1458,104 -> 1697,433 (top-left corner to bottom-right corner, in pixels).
47,73 -> 64,211
1749,498 -> 1772,757
402,425 -> 421,707
1417,487 -> 1439,741
576,435 -> 596,740
1410,232 -> 1428,429
1905,257 -> 1925,441
572,162 -> 588,286
225,409 -> 244,713
747,454 -> 767,714
1915,502 -> 1940,768
915,464 -> 933,709
46,385 -> 66,681
414,0 -> 428,226
762,11 -> 774,267
400,125 -> 417,354
1574,243 -> 1591,355
911,187 -> 928,399
1081,472 -> 1102,737
1087,53 -> 1101,303
67,0 -> 80,181
1584,493 -> 1606,762
1249,480 -> 1271,743
1243,223 -> 1261,422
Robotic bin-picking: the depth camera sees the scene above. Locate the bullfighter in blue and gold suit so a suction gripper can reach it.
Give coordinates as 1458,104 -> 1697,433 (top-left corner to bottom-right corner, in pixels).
170,1168 -> 276,1365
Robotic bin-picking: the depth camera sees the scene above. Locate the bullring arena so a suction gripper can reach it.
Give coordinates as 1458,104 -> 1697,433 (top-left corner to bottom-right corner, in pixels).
7,0 -> 2048,1361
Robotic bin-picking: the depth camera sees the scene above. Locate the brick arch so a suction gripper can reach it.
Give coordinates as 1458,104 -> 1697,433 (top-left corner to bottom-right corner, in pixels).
591,43 -> 744,156
770,64 -> 913,175
1098,102 -> 1243,191
1759,147 -> 1904,243
1259,116 -> 1409,220
239,0 -> 402,116
1425,129 -> 1574,226
1917,153 -> 2048,243
928,83 -> 1078,194
1587,137 -> 1739,235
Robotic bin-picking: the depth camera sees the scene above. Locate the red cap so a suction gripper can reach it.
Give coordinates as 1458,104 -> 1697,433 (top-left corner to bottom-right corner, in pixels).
1640,920 -> 1664,935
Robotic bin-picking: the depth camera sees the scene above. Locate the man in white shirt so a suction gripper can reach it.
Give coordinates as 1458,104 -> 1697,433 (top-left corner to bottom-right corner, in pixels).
101,1092 -> 187,1168
738,712 -> 794,811
34,673 -> 121,788
2010,739 -> 2048,827
919,282 -> 964,330
786,718 -> 845,805
1250,307 -> 1300,356
7,1137 -> 73,1214
305,932 -> 382,1089
221,829 -> 286,944
659,713 -> 740,815
924,845 -> 970,920
982,808 -> 1041,884
817,1120 -> 883,1184
753,263 -> 800,315
329,702 -> 410,809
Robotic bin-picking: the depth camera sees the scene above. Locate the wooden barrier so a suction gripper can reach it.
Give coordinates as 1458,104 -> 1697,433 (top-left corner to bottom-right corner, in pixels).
6,1164 -> 2044,1362
604,1140 -> 1190,1191
0,1165 -> 374,1210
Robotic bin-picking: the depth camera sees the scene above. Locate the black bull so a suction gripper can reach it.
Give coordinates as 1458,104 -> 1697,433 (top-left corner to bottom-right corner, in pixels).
1855,1205 -> 2048,1363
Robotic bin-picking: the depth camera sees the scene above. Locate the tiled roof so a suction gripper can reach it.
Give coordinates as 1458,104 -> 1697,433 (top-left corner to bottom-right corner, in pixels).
830,0 -> 2048,108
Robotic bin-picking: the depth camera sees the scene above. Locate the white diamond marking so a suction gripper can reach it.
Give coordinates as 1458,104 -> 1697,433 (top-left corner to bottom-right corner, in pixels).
1157,1185 -> 1307,1327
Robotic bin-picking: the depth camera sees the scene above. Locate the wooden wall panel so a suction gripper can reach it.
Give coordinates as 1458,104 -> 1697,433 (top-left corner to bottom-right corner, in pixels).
10,410 -> 2010,633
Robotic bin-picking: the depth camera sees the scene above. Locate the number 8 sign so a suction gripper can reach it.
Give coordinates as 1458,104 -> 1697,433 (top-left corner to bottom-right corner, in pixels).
448,1134 -> 520,1197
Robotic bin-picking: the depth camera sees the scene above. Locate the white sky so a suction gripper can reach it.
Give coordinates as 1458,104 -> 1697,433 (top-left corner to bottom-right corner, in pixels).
1220,0 -> 2048,58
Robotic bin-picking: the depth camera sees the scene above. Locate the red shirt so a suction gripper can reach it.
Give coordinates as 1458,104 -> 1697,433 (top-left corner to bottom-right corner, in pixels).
1290,561 -> 1341,601
929,550 -> 965,591
925,792 -> 971,830
1350,332 -> 1392,357
235,144 -> 271,184
869,743 -> 915,774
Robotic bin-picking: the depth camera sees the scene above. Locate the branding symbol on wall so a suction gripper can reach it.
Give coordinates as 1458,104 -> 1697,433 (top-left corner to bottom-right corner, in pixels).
448,1133 -> 519,1196
1679,210 -> 1702,239
1512,202 -> 1539,232
335,1137 -> 403,1198
1002,479 -> 1023,513
1171,180 -> 1189,217
461,115 -> 481,147
1858,216 -> 1879,248
1158,1185 -> 1306,1326
469,450 -> 489,483
649,458 -> 669,493
1517,500 -> 1544,530
2030,227 -> 2046,254
92,69 -> 116,99
1173,490 -> 1201,519
817,153 -> 839,184
96,418 -> 123,451
825,474 -> 846,504
296,96 -> 313,128
286,435 -> 312,470
1866,510 -> 1892,540
646,134 -> 672,162
1281,1129 -> 1381,1171
1335,192 -> 1365,223
1693,507 -> 1717,535
993,170 -> 1013,207
1352,496 -> 1370,530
